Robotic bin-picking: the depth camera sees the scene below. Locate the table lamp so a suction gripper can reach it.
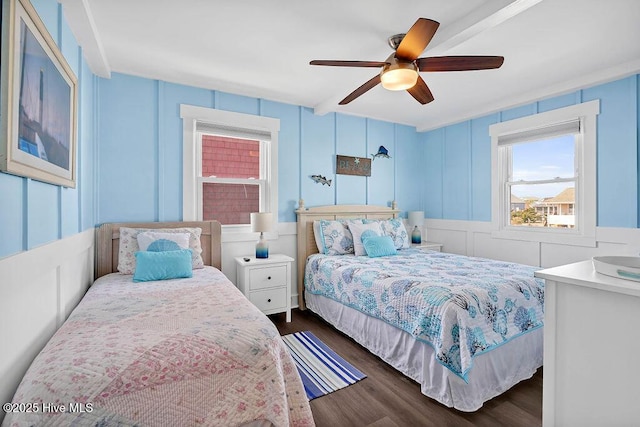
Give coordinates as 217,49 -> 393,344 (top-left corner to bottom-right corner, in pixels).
251,212 -> 272,258
408,211 -> 424,244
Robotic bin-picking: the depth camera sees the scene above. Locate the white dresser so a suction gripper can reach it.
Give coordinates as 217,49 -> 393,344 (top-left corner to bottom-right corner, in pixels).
535,260 -> 640,427
235,254 -> 293,322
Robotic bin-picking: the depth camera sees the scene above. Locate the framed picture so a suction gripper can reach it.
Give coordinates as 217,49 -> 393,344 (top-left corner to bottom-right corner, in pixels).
1,0 -> 78,187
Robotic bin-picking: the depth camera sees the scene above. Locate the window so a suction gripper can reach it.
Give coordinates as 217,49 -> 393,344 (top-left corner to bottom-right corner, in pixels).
509,131 -> 576,228
198,134 -> 263,225
490,100 -> 599,247
181,105 -> 279,232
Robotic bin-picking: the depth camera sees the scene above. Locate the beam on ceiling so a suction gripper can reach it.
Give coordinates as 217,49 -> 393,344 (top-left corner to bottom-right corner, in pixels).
59,0 -> 111,78
425,0 -> 544,56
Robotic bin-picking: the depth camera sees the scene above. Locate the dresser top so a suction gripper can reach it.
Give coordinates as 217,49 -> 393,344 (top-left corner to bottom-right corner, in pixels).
535,260 -> 640,298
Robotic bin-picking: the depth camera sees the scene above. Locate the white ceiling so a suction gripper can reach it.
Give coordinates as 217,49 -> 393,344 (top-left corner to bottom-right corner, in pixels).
61,0 -> 640,131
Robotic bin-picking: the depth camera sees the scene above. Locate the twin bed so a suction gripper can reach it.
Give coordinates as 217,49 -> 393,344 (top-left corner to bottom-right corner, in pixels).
4,221 -> 314,427
296,204 -> 544,412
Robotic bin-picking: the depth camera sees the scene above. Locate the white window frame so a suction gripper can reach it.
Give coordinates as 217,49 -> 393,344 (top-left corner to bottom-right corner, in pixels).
180,104 -> 279,238
490,100 -> 599,247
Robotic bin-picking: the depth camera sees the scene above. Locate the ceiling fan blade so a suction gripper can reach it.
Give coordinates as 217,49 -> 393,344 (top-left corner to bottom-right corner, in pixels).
339,75 -> 382,105
395,18 -> 440,61
407,76 -> 434,105
310,60 -> 388,68
416,56 -> 505,72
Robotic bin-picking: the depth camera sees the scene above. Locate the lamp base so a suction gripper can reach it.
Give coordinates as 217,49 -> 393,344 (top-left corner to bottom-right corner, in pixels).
256,232 -> 269,258
411,225 -> 422,244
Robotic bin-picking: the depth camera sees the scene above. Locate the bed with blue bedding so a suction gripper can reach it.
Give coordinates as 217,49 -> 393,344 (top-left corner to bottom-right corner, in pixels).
305,249 -> 544,382
295,204 -> 544,412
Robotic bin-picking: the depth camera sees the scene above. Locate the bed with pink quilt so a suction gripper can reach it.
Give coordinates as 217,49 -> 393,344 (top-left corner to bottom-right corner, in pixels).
3,221 -> 314,427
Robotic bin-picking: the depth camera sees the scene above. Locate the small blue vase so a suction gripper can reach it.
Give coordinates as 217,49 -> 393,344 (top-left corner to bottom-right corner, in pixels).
411,225 -> 422,244
256,232 -> 269,258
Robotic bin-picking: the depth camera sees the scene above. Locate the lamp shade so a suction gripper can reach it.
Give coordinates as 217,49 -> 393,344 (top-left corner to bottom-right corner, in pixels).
407,211 -> 424,228
380,61 -> 419,91
251,212 -> 272,233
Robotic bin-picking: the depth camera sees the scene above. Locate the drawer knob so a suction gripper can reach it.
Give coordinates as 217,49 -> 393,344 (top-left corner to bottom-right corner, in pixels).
267,298 -> 272,303
267,276 -> 271,280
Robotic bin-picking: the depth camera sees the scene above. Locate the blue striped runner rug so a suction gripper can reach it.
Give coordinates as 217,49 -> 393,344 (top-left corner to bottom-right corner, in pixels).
282,331 -> 366,400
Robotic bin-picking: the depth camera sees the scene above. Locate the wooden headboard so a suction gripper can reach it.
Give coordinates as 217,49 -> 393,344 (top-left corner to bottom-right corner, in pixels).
95,221 -> 222,279
295,201 -> 400,310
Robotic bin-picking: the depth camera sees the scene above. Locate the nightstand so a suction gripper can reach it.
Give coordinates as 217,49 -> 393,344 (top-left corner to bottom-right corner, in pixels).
235,254 -> 293,322
412,242 -> 443,252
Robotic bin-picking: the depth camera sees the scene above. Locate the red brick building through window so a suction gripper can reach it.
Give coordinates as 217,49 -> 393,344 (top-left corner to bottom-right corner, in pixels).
200,134 -> 261,225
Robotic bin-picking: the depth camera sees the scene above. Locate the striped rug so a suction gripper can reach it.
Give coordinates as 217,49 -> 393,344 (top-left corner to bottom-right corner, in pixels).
282,331 -> 366,400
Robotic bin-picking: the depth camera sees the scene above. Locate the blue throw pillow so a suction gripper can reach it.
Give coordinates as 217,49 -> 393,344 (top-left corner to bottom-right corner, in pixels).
363,235 -> 397,258
147,238 -> 182,252
133,249 -> 193,282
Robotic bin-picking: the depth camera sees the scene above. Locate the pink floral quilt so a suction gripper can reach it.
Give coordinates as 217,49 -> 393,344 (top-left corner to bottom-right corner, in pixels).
4,267 -> 314,427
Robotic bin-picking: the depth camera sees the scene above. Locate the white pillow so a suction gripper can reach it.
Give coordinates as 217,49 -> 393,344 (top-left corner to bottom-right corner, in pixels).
118,227 -> 204,274
312,221 -> 324,253
137,231 -> 190,251
348,220 -> 384,256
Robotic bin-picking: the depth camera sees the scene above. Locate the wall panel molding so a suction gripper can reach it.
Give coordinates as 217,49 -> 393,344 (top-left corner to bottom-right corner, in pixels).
425,218 -> 640,268
0,229 -> 94,421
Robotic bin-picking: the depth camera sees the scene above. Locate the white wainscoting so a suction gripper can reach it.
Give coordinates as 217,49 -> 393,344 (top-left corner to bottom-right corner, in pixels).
425,219 -> 640,267
0,229 -> 94,420
230,220 -> 640,311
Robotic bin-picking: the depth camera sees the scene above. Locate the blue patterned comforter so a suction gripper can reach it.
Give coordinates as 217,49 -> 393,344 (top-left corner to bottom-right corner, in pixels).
304,249 -> 544,380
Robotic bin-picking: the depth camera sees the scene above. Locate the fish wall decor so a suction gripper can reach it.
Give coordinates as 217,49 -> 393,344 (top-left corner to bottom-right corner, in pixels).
371,145 -> 391,160
311,174 -> 332,186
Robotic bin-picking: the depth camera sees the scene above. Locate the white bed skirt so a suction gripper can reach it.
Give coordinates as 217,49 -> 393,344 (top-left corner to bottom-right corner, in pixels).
306,292 -> 543,412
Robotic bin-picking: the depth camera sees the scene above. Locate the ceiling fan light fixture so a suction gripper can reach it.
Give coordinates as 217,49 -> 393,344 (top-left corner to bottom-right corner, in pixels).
380,62 -> 418,91
310,18 -> 503,105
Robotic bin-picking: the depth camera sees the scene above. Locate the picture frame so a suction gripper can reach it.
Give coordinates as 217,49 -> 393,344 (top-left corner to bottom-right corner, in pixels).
1,0 -> 78,187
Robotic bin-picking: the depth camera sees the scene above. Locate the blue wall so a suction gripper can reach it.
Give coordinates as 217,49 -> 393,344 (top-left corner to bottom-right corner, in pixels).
96,74 -> 422,224
0,1 -> 97,259
4,1 -> 637,262
421,74 -> 640,228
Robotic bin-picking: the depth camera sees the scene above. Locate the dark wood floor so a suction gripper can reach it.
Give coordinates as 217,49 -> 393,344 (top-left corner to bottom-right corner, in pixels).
271,309 -> 542,427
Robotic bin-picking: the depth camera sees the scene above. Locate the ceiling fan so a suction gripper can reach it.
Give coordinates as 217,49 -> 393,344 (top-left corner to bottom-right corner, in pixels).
310,18 -> 504,105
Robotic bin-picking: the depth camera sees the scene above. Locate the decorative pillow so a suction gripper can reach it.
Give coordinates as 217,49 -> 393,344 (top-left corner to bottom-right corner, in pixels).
146,239 -> 182,252
312,221 -> 325,253
363,235 -> 397,258
137,231 -> 190,251
360,230 -> 379,241
367,218 -> 410,249
348,220 -> 383,256
118,227 -> 204,274
318,219 -> 362,255
133,249 -> 193,282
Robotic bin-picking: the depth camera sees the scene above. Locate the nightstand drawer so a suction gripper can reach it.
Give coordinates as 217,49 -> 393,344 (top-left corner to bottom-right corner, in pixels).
249,265 -> 287,290
250,287 -> 287,311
